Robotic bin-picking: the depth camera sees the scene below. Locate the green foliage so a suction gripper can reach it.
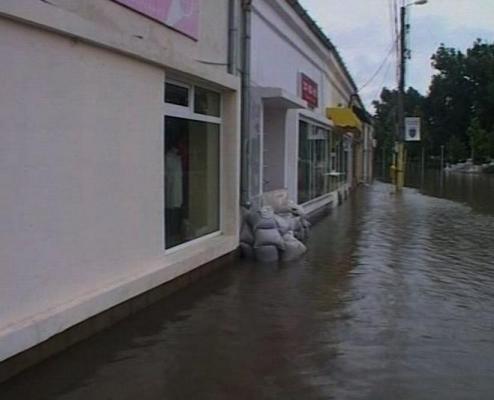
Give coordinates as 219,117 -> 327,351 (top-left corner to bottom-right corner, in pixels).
446,135 -> 468,163
372,39 -> 494,165
467,117 -> 489,163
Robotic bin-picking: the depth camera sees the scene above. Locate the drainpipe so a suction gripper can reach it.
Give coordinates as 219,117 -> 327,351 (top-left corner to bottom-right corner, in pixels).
240,0 -> 252,206
227,0 -> 237,75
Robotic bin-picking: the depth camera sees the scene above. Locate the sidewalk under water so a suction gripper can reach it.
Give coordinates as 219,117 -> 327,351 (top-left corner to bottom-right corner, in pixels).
2,177 -> 494,400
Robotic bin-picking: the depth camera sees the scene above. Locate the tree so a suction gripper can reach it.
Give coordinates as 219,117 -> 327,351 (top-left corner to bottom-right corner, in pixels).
371,40 -> 494,167
372,87 -> 427,164
446,135 -> 467,163
467,117 -> 489,163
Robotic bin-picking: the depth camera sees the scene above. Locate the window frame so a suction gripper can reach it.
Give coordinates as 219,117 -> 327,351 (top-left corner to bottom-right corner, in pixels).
163,79 -> 223,252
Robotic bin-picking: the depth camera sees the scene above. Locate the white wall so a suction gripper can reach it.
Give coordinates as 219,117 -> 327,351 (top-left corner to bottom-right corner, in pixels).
251,0 -> 355,110
247,0 -> 357,206
0,0 -> 240,362
263,106 -> 287,192
0,19 -> 163,327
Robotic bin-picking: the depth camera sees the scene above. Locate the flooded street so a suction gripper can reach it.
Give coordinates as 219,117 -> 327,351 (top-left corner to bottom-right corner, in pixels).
2,174 -> 494,399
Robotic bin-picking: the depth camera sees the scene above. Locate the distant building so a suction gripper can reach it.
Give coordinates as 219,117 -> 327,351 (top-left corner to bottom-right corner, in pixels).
239,0 -> 374,214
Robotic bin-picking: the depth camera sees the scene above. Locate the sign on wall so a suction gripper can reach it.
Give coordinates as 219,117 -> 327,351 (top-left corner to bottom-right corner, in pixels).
300,73 -> 318,109
113,0 -> 199,40
405,117 -> 421,141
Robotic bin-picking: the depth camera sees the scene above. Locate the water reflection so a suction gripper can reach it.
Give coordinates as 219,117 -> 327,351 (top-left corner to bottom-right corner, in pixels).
2,177 -> 494,399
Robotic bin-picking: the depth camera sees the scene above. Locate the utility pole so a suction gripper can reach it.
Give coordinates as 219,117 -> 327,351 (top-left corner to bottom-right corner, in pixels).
395,4 -> 406,190
394,0 -> 427,191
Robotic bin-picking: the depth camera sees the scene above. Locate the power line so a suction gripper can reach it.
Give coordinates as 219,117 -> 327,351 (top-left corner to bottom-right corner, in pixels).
358,38 -> 397,92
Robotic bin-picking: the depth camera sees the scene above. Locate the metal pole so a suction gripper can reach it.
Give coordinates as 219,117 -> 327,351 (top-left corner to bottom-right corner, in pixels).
440,145 -> 445,172
382,145 -> 386,178
396,5 -> 406,190
240,0 -> 252,206
421,145 -> 425,186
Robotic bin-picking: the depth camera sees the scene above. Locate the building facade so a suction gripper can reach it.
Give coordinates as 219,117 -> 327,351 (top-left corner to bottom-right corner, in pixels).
241,0 -> 373,214
0,0 -> 373,370
0,0 -> 241,364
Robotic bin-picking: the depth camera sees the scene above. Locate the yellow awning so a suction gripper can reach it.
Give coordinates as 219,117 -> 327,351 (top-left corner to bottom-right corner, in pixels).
326,107 -> 362,131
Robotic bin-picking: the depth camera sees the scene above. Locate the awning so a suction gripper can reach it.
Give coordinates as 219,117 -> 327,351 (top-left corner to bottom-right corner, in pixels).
326,107 -> 362,130
254,87 -> 307,109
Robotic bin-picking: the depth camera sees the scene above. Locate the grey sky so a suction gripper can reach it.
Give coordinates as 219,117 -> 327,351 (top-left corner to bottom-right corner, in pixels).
298,0 -> 494,112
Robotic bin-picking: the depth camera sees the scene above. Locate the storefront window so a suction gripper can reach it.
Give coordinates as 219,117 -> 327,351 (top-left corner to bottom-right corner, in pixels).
164,81 -> 221,249
165,82 -> 189,106
164,117 -> 219,249
298,120 -> 330,203
194,87 -> 221,117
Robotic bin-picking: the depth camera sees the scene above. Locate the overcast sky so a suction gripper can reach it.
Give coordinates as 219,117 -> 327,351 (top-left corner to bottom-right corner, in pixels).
298,0 -> 494,113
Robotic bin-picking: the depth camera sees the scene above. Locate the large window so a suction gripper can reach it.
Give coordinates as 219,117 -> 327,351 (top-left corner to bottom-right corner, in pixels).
164,82 -> 221,249
298,119 -> 346,203
298,120 -> 329,203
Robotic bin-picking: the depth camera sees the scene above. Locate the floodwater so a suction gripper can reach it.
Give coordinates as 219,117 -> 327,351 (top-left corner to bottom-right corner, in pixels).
2,173 -> 494,399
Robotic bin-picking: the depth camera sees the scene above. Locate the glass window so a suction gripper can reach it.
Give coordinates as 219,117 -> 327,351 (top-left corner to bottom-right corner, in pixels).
165,82 -> 189,106
298,120 -> 331,203
194,87 -> 221,117
164,116 -> 220,249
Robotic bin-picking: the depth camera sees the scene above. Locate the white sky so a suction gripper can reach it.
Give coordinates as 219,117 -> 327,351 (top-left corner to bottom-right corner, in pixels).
298,0 -> 494,112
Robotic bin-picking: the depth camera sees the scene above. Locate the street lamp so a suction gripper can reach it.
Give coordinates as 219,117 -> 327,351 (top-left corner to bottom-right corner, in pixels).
395,0 -> 427,190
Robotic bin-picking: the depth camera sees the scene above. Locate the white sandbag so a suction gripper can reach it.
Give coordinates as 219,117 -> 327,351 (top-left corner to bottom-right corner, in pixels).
254,227 -> 285,250
281,232 -> 307,261
240,222 -> 254,245
274,214 -> 291,235
259,205 -> 275,219
294,226 -> 307,242
247,210 -> 276,230
239,242 -> 254,259
292,216 -> 303,232
254,245 -> 279,262
287,200 -> 305,216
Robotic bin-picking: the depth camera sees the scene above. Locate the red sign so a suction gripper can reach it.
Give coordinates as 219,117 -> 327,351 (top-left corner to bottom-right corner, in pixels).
301,73 -> 318,108
114,0 -> 199,40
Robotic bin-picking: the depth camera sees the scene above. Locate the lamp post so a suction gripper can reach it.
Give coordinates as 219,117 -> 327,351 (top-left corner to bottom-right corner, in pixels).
395,0 -> 427,190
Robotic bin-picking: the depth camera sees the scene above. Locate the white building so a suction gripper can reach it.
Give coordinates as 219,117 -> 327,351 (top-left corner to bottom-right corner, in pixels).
0,0 -> 374,377
241,0 -> 373,214
0,0 -> 241,369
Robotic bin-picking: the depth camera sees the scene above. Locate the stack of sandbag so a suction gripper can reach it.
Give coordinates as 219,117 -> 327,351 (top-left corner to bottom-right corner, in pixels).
281,231 -> 307,261
252,206 -> 285,262
240,203 -> 309,262
239,206 -> 283,262
286,200 -> 311,242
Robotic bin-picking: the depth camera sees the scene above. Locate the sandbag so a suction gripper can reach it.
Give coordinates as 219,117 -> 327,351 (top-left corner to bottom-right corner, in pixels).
294,226 -> 307,242
274,214 -> 291,235
287,200 -> 305,216
259,205 -> 275,219
254,245 -> 279,262
254,227 -> 285,250
246,209 -> 276,230
281,232 -> 307,261
292,216 -> 303,232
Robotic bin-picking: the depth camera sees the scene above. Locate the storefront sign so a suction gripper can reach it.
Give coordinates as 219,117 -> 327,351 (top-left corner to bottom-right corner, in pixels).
114,0 -> 199,40
405,117 -> 421,141
300,73 -> 318,108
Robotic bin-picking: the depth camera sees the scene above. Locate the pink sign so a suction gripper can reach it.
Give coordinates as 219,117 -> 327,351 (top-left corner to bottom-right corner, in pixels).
114,0 -> 199,40
301,73 -> 318,109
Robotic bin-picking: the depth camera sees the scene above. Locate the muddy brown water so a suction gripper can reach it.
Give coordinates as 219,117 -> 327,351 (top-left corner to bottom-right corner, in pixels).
2,172 -> 494,399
